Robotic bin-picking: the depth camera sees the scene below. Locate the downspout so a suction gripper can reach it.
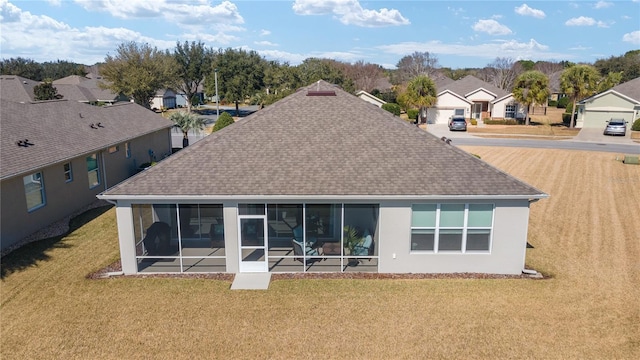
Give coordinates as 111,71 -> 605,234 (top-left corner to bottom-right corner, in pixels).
101,150 -> 108,191
523,197 -> 542,277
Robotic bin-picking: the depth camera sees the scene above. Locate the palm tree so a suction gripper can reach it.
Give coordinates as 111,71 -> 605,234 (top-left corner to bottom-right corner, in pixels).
560,65 -> 600,128
403,75 -> 437,125
169,111 -> 205,147
512,70 -> 550,126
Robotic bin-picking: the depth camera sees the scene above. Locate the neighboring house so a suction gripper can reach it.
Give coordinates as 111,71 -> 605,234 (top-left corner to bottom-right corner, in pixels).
0,75 -> 39,102
53,74 -> 129,105
175,84 -> 206,108
0,99 -> 173,252
547,70 -> 565,102
356,90 -> 386,107
151,89 -> 177,111
427,75 -> 524,124
575,77 -> 640,128
99,80 -> 547,276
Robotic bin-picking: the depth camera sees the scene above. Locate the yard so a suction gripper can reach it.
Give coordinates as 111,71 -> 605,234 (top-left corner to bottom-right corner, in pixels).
1,148 -> 639,359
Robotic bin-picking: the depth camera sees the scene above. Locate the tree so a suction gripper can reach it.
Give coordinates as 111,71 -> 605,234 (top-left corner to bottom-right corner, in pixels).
560,65 -> 600,128
401,75 -> 437,124
394,51 -> 439,84
212,112 -> 235,132
100,42 -> 173,108
172,41 -> 213,113
169,111 -> 206,147
41,60 -> 87,80
33,80 -> 63,100
597,71 -> 623,93
594,50 -> 640,83
296,58 -> 354,92
205,48 -> 267,113
485,57 -> 521,91
0,57 -> 43,80
342,60 -> 384,92
512,71 -> 550,126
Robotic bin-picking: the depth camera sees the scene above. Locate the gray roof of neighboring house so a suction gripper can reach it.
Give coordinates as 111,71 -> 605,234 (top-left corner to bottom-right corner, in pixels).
610,77 -> 640,102
0,99 -> 173,180
440,75 -> 510,99
0,75 -> 39,103
53,75 -> 123,102
102,80 -> 546,199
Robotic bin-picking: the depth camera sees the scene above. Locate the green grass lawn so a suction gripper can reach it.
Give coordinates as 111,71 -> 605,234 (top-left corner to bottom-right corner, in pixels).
2,148 -> 639,359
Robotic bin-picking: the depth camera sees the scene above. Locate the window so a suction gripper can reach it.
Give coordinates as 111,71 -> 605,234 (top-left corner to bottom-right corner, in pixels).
86,153 -> 100,188
505,105 -> 516,119
125,142 -> 131,158
454,108 -> 464,116
108,145 -> 119,153
411,203 -> 493,252
23,172 -> 45,211
63,162 -> 73,182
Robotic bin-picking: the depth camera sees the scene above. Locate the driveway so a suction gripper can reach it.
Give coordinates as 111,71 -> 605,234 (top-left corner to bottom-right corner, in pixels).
572,127 -> 635,144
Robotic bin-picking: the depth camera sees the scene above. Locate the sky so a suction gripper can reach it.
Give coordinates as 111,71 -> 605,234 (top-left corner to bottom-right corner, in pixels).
1,0 -> 639,69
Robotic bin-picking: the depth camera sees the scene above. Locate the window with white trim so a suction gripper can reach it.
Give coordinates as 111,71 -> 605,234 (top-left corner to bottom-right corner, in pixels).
411,203 -> 494,252
505,105 -> 516,119
24,172 -> 45,211
108,145 -> 119,153
86,153 -> 100,189
63,162 -> 73,182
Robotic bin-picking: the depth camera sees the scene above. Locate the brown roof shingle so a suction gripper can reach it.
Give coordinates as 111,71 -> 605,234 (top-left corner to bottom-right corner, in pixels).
1,99 -> 173,180
103,81 -> 545,199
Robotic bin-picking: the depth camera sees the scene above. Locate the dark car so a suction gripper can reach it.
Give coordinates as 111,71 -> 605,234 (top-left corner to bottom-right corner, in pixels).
603,119 -> 627,136
449,116 -> 467,131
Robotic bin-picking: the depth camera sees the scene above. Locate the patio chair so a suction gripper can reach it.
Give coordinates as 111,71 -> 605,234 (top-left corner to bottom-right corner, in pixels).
142,221 -> 171,256
292,239 -> 320,263
351,230 -> 373,256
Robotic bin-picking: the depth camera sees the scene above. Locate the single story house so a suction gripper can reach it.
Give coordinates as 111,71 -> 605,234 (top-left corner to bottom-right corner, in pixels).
356,90 -> 387,108
0,75 -> 40,102
99,80 -> 547,276
0,99 -> 173,252
53,74 -> 129,105
151,89 -> 177,111
427,75 -> 525,125
575,77 -> 640,128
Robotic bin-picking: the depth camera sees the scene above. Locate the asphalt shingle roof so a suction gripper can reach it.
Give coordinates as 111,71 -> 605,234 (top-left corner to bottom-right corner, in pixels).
0,75 -> 38,103
53,75 -> 122,102
610,77 -> 640,102
0,99 -> 173,180
440,75 -> 510,99
102,81 -> 545,199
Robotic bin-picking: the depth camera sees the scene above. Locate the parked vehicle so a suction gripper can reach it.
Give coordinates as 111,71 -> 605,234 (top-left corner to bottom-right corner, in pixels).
603,119 -> 627,136
449,116 -> 467,131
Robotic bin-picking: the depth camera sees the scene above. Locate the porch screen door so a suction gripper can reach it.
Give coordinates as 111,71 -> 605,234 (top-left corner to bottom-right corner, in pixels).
238,216 -> 268,272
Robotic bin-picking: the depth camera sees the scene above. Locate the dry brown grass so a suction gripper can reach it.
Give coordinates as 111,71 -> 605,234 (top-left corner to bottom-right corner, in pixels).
2,148 -> 639,359
468,125 -> 580,137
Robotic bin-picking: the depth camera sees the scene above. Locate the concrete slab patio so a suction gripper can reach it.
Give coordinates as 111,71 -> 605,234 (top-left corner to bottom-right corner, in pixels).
231,272 -> 272,290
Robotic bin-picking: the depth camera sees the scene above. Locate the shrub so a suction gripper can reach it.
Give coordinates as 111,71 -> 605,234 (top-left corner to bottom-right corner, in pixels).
548,100 -> 558,107
470,119 -> 477,126
407,109 -> 419,121
212,112 -> 235,132
483,119 -> 518,125
381,103 -> 401,116
565,103 -> 573,114
632,118 -> 640,131
562,113 -> 578,125
557,97 -> 570,109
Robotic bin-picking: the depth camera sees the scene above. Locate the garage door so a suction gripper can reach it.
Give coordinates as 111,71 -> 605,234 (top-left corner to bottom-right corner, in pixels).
581,110 -> 634,128
427,108 -> 455,124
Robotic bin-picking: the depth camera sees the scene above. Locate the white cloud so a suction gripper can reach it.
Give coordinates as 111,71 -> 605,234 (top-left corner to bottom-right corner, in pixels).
594,1 -> 613,9
73,0 -> 244,25
472,19 -> 512,35
514,4 -> 545,19
376,38 -> 568,65
254,40 -> 277,47
259,29 -> 271,36
46,0 -> 61,5
565,16 -> 596,26
622,30 -> 640,45
292,0 -> 410,27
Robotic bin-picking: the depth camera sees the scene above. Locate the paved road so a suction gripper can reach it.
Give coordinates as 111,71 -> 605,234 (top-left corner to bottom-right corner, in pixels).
428,124 -> 640,154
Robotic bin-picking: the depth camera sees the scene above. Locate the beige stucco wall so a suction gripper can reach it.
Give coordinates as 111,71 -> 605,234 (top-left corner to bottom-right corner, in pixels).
112,199 -> 533,275
377,200 -> 531,275
430,92 -> 471,124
